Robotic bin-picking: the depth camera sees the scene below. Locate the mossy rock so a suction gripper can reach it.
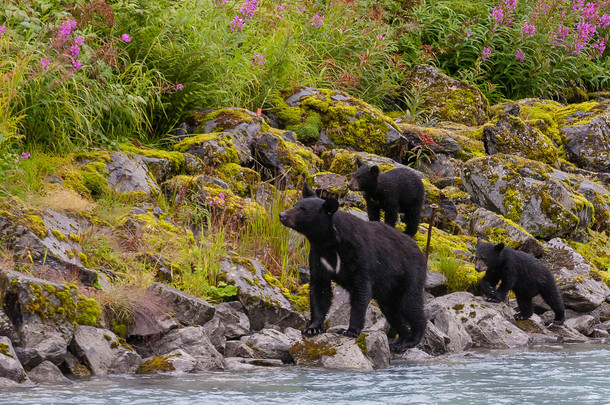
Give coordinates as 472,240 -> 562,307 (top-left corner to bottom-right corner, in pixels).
483,112 -> 560,165
173,132 -> 248,166
184,107 -> 266,137
399,122 -> 485,161
403,65 -> 489,126
322,149 -> 410,176
270,87 -> 406,159
215,163 -> 261,198
461,154 -> 588,239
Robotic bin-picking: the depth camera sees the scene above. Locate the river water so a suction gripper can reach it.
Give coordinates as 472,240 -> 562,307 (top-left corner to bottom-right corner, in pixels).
4,344 -> 609,405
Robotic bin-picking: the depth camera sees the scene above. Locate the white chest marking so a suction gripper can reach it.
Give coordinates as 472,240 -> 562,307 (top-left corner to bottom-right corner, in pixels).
320,252 -> 341,275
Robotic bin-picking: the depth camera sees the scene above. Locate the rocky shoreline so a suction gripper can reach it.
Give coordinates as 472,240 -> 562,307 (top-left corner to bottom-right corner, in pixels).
0,66 -> 609,385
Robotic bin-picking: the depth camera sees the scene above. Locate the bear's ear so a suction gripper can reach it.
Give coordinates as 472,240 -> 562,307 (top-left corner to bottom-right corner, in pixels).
370,165 -> 380,177
302,184 -> 316,198
477,237 -> 483,245
494,242 -> 505,252
323,198 -> 339,215
356,157 -> 365,168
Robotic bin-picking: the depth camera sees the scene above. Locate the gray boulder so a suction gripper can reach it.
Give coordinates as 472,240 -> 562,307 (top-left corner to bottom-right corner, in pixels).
427,292 -> 529,349
27,360 -> 71,383
221,258 -> 305,331
106,152 -> 160,195
542,238 -> 610,311
132,326 -> 225,371
561,103 -> 610,172
469,208 -> 543,256
147,282 -> 215,327
565,315 -> 596,336
138,349 -> 198,375
240,329 -> 298,363
417,321 -> 450,355
70,326 -> 141,375
462,154 -> 590,238
224,357 -> 284,371
325,286 -> 389,332
290,334 -> 376,371
0,336 -> 28,384
203,301 -> 250,354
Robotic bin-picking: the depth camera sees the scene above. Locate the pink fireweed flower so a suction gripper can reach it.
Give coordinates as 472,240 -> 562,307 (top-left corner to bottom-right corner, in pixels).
21,152 -> 31,159
251,53 -> 265,68
40,58 -> 50,70
75,36 -> 84,46
521,22 -> 535,38
72,59 -> 82,71
121,33 -> 131,43
215,0 -> 227,6
490,7 -> 504,22
299,6 -> 306,12
481,46 -> 492,61
219,193 -> 225,200
176,83 -> 184,90
377,34 -> 385,40
69,44 -> 80,58
466,29 -> 472,37
311,13 -> 325,27
230,15 -> 245,31
58,19 -> 77,40
515,49 -> 525,61
0,26 -> 6,38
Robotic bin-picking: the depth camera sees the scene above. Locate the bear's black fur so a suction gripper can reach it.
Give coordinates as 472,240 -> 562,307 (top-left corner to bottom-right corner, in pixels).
475,239 -> 565,325
279,185 -> 427,352
347,158 -> 424,237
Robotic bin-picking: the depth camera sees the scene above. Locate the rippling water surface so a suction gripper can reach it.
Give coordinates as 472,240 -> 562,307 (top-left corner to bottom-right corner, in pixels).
5,344 -> 610,405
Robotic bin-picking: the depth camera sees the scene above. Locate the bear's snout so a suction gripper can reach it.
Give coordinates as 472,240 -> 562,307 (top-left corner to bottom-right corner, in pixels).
279,211 -> 292,227
347,178 -> 359,191
474,259 -> 487,273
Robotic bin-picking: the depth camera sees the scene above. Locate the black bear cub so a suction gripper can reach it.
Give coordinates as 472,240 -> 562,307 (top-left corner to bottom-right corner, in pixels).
347,158 -> 424,237
279,185 -> 427,352
475,239 -> 565,325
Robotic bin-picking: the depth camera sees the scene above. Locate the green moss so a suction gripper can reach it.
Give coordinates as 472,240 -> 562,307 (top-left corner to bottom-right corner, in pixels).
22,215 -> 48,239
51,229 -> 68,242
215,163 -> 261,198
289,112 -> 322,144
289,339 -> 337,362
76,295 -> 102,326
453,304 -> 465,311
194,108 -> 259,133
0,343 -> 13,358
138,354 -> 178,374
554,101 -> 598,126
438,88 -> 485,126
502,188 -> 524,222
81,161 -> 110,198
119,143 -> 185,171
173,133 -> 219,153
355,332 -> 368,354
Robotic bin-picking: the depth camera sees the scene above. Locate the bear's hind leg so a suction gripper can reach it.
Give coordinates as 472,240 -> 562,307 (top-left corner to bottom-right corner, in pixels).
514,292 -> 534,321
540,284 -> 565,325
384,293 -> 425,352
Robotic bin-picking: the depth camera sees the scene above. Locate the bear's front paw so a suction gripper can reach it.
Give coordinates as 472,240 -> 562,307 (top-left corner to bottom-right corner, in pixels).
513,313 -> 530,321
550,319 -> 564,326
302,326 -> 324,337
485,296 -> 502,303
339,328 -> 360,338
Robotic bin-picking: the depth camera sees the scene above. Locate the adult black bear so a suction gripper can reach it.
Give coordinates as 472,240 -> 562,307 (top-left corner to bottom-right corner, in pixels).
475,239 -> 565,325
347,158 -> 424,237
279,185 -> 427,352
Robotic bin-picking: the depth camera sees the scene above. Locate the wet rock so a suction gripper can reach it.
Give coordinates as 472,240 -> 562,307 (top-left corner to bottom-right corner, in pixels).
70,326 -> 141,375
358,330 -> 391,369
61,352 -> 90,376
221,258 -> 305,331
224,357 -> 284,371
0,336 -> 29,384
547,323 -> 588,343
565,315 -> 596,336
425,302 -> 473,352
132,326 -> 224,371
514,317 -> 557,344
202,301 -> 250,354
469,208 -> 543,256
391,347 -> 433,361
425,270 -> 448,296
0,270 -> 79,368
427,292 -> 529,349
147,282 -> 215,327
417,321 -> 450,355
576,179 -> 610,231
138,349 -> 197,375
106,152 -> 160,195
224,340 -> 256,359
403,65 -> 489,126
27,360 -> 71,383
0,309 -> 18,344
290,333 -> 375,371
325,286 -> 389,332
591,329 -> 610,338
240,329 -> 297,363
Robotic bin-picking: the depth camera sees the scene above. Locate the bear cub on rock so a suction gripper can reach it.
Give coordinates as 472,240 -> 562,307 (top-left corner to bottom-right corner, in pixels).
279,185 -> 427,352
475,239 -> 565,325
347,158 -> 424,237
